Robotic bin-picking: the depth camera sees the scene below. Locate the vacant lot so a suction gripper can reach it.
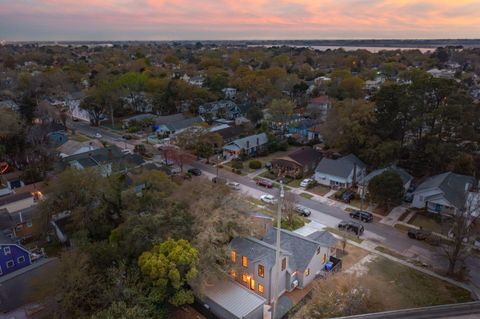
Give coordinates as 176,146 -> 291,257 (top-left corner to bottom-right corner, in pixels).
367,257 -> 472,308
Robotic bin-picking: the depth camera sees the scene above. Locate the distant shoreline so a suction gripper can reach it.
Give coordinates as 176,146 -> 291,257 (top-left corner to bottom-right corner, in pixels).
3,39 -> 480,49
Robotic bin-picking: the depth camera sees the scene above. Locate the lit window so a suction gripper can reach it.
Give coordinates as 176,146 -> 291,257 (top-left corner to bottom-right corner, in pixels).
17,256 -> 25,263
258,284 -> 264,294
281,257 -> 286,271
250,278 -> 255,290
305,268 -> 310,276
6,260 -> 14,268
242,274 -> 248,283
258,264 -> 264,278
242,256 -> 248,268
322,254 -> 326,264
3,247 -> 11,255
231,250 -> 237,263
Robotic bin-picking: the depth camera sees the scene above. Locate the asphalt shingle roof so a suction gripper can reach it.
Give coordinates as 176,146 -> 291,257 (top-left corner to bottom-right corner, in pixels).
361,165 -> 413,186
315,154 -> 366,179
414,172 -> 475,209
230,236 -> 290,269
262,228 -> 334,272
224,133 -> 268,151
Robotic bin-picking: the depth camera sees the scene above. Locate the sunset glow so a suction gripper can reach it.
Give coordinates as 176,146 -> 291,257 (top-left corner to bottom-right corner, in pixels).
1,0 -> 480,40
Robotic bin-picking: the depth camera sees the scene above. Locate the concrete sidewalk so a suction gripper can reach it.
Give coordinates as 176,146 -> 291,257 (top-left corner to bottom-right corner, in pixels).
380,205 -> 408,226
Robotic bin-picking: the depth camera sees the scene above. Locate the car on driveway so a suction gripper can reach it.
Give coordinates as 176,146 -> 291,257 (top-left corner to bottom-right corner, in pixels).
294,205 -> 311,217
256,178 -> 273,188
349,210 -> 373,222
338,220 -> 364,236
300,178 -> 314,188
260,194 -> 277,204
408,228 -> 431,240
188,168 -> 202,176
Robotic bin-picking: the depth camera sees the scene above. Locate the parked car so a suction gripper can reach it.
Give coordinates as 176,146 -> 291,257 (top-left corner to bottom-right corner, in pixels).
260,194 -> 277,204
188,168 -> 202,176
227,182 -> 241,190
265,162 -> 272,170
338,220 -> 364,236
256,178 -> 273,188
212,176 -> 227,184
122,134 -> 133,140
300,178 -> 314,188
349,210 -> 373,222
95,132 -> 103,139
121,148 -> 133,155
341,191 -> 355,203
404,192 -> 414,203
294,205 -> 311,217
408,228 -> 431,240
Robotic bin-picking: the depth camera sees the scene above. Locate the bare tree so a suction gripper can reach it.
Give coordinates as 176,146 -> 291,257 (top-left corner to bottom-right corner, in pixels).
442,193 -> 479,276
283,191 -> 298,227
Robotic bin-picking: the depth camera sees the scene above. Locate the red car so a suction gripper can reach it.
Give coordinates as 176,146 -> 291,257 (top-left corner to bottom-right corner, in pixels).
256,178 -> 273,188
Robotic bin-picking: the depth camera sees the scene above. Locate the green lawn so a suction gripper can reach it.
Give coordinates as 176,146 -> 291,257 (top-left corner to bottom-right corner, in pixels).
409,213 -> 447,234
308,185 -> 330,196
367,257 -> 472,308
69,133 -> 91,142
375,246 -> 407,260
287,178 -> 303,188
300,192 -> 314,199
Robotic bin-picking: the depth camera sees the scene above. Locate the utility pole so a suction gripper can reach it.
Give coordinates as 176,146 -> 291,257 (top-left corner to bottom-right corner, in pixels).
271,181 -> 284,319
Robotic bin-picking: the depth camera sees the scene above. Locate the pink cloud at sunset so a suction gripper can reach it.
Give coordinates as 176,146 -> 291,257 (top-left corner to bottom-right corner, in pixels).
1,0 -> 480,40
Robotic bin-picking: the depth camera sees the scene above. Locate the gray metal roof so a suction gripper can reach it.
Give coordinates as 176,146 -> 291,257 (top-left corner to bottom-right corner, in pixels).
414,172 -> 475,210
166,116 -> 203,131
262,228 -> 333,272
203,279 -> 265,318
361,165 -> 413,186
315,154 -> 366,179
224,133 -> 268,151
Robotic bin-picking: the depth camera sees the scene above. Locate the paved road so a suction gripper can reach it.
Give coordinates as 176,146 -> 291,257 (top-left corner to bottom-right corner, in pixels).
67,120 -> 135,150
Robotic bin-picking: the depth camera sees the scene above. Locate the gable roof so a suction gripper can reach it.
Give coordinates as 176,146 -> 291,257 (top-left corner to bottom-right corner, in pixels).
166,116 -> 203,132
283,147 -> 322,167
230,236 -> 289,269
262,228 -> 332,272
361,165 -> 413,186
224,133 -> 268,151
61,146 -> 144,171
414,172 -> 475,209
315,154 -> 366,179
307,231 -> 337,247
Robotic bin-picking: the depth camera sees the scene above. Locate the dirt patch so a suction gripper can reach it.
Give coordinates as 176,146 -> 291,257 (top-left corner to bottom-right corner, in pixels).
336,243 -> 369,270
345,254 -> 378,276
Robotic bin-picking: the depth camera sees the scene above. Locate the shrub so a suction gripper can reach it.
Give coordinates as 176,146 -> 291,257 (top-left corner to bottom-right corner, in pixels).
231,160 -> 244,169
306,180 -> 318,189
334,189 -> 346,199
249,160 -> 262,169
235,169 -> 242,175
127,126 -> 140,133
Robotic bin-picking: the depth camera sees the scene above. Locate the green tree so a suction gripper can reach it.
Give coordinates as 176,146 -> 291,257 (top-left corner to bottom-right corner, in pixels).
452,153 -> 476,177
138,239 -> 199,307
266,98 -> 295,131
91,302 -> 154,319
246,105 -> 264,124
367,170 -> 404,209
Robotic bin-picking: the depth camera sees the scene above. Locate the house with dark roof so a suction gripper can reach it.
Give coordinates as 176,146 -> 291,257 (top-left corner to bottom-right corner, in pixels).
199,100 -> 241,120
411,172 -> 477,215
271,147 -> 322,178
229,228 -> 337,305
314,154 -> 366,188
358,165 -> 413,198
223,133 -> 268,159
60,146 -> 145,176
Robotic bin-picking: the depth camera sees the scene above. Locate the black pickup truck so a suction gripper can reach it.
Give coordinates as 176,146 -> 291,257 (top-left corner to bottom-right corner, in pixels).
408,228 -> 431,240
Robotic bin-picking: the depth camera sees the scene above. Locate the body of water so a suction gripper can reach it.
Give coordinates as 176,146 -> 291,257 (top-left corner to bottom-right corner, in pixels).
249,44 -> 434,53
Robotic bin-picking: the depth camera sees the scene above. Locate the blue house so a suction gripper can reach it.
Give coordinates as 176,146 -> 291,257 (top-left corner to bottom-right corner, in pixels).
0,233 -> 31,276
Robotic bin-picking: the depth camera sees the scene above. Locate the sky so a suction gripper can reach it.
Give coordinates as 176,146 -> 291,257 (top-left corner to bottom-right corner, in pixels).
1,0 -> 480,41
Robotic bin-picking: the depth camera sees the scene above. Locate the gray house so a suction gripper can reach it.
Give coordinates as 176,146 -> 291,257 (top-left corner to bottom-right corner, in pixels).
314,154 -> 366,188
199,100 -> 241,120
229,228 -> 337,305
358,165 -> 413,198
411,172 -> 476,215
223,133 -> 268,160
